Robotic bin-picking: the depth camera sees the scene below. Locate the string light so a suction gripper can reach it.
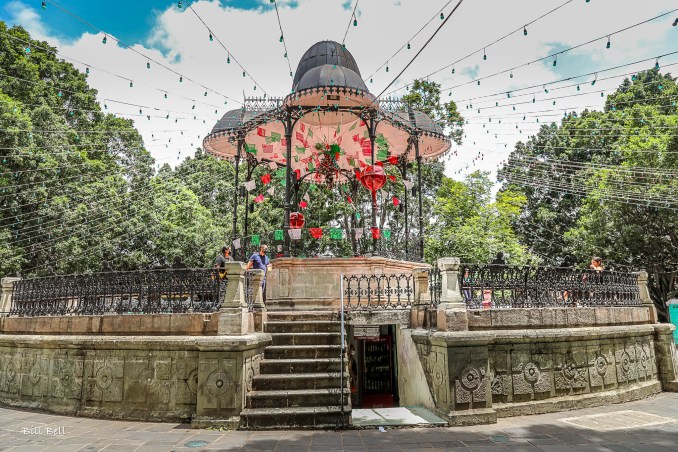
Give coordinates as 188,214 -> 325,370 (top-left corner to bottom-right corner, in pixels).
41,1 -> 46,10
655,59 -> 660,70
227,55 -> 230,64
85,66 -> 90,75
353,17 -> 357,27
440,12 -> 444,19
178,1 -> 182,8
279,34 -> 284,42
102,35 -> 107,44
209,33 -> 213,42
553,55 -> 557,67
606,36 -> 611,49
146,61 -> 150,69
129,81 -> 133,88
407,43 -> 411,49
483,48 -> 487,61
523,26 -> 527,36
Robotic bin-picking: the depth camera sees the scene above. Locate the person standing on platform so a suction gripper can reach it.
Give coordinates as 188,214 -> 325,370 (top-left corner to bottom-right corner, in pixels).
246,244 -> 272,302
214,246 -> 233,275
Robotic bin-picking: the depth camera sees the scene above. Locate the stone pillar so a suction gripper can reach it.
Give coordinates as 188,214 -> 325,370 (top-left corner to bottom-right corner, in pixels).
636,271 -> 657,324
0,277 -> 20,317
653,323 -> 678,392
436,258 -> 468,332
217,263 -> 253,335
410,268 -> 431,329
248,270 -> 267,332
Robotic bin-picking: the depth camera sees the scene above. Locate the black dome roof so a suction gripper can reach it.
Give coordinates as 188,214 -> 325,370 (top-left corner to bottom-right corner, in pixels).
292,41 -> 363,90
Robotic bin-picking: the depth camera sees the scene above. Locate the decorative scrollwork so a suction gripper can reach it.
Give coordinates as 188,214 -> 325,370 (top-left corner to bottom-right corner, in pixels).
343,273 -> 415,310
458,264 -> 642,309
11,268 -> 226,316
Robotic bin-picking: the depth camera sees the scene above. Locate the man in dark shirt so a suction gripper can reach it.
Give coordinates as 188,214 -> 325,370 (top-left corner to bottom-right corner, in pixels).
246,245 -> 272,302
214,246 -> 233,278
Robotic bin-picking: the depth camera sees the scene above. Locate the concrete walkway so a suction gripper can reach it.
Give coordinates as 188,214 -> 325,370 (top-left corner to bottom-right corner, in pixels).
0,393 -> 676,451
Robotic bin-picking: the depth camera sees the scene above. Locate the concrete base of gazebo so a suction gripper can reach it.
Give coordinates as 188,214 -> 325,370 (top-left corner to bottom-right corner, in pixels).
264,256 -> 430,310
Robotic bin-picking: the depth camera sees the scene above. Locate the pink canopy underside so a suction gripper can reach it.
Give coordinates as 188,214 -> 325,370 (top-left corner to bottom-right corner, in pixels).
203,115 -> 450,184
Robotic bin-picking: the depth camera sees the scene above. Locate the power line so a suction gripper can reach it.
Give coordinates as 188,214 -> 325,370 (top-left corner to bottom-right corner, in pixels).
45,0 -> 242,104
376,0 -> 465,99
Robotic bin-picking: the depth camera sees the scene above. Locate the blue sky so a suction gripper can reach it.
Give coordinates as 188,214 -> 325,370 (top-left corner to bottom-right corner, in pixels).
1,0 -> 284,44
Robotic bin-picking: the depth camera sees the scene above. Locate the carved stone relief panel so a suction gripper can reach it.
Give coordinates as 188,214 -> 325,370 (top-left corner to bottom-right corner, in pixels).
554,348 -> 590,395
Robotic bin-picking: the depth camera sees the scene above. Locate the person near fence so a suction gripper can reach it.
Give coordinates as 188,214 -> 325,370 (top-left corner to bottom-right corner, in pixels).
590,257 -> 605,272
246,244 -> 272,302
214,246 -> 234,278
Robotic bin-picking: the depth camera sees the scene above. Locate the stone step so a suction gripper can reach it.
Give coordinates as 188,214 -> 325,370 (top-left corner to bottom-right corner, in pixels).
260,358 -> 344,374
270,332 -> 342,346
240,406 -> 351,429
266,311 -> 340,322
264,345 -> 341,360
265,321 -> 342,334
246,388 -> 351,408
252,372 -> 347,391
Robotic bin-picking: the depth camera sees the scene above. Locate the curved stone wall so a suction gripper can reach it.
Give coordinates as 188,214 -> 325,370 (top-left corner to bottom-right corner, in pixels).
0,334 -> 269,426
412,316 -> 678,426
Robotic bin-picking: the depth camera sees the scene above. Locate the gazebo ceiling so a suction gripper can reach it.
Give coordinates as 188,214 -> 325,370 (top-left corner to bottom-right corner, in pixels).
202,40 -> 452,184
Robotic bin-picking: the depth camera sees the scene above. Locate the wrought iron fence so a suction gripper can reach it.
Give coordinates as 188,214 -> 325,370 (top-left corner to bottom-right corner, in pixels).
429,267 -> 441,307
342,273 -> 415,310
245,270 -> 255,311
10,268 -> 226,317
458,264 -> 641,309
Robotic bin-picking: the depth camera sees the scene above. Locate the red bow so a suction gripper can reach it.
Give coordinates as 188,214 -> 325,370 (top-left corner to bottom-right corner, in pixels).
309,228 -> 323,239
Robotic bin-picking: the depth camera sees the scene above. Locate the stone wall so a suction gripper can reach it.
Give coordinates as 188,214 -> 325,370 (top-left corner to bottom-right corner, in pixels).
0,334 -> 269,426
412,322 -> 678,426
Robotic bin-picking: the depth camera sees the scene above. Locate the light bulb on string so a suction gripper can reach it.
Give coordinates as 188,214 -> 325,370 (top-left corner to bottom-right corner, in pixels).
209,33 -> 213,42
85,66 -> 90,74
407,43 -> 411,49
576,85 -> 580,91
284,52 -> 287,58
631,74 -> 637,81
552,55 -> 557,67
41,1 -> 46,10
178,1 -> 182,8
477,80 -> 480,86
386,63 -> 389,72
102,35 -> 107,44
655,59 -> 660,70
483,48 -> 487,61
543,85 -> 549,93
673,18 -> 678,26
227,55 -> 230,64
164,93 -> 167,99
353,17 -> 357,27
243,71 -> 246,77
179,76 -> 183,82
146,61 -> 150,69
129,81 -> 133,88
440,12 -> 444,19
279,35 -> 284,42
510,71 -> 513,79
601,91 -> 604,97
204,91 -> 208,96
591,73 -> 597,85
290,71 -> 293,77
451,67 -> 455,74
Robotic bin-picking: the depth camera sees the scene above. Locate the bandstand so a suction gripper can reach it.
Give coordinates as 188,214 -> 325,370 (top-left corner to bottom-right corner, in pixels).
203,40 -> 450,262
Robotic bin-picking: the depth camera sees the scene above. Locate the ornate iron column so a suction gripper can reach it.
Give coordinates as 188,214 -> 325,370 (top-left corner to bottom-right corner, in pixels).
415,137 -> 424,262
231,139 -> 243,255
400,156 -> 409,258
283,111 -> 293,257
243,157 -> 251,237
368,115 -> 377,255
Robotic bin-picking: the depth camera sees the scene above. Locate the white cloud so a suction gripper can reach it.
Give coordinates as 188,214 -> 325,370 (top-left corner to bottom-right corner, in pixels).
5,0 -> 676,178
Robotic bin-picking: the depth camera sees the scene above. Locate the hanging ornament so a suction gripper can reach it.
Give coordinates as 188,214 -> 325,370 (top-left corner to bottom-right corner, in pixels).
290,212 -> 305,228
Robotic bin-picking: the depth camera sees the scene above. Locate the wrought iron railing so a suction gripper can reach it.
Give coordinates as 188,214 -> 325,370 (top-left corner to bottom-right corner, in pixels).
342,273 -> 415,310
458,264 -> 641,309
10,268 -> 226,317
245,270 -> 255,311
429,267 -> 441,307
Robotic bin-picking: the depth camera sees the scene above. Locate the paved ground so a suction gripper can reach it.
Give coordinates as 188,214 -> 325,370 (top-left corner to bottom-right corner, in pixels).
0,393 -> 677,451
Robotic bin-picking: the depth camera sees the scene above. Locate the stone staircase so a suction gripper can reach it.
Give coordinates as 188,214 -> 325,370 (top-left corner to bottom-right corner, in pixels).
240,311 -> 351,429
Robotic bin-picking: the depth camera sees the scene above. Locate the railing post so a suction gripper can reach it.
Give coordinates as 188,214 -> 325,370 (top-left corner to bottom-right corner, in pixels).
636,270 -> 657,323
217,263 -> 253,335
248,269 -> 266,332
436,257 -> 468,332
410,268 -> 431,328
0,277 -> 20,317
